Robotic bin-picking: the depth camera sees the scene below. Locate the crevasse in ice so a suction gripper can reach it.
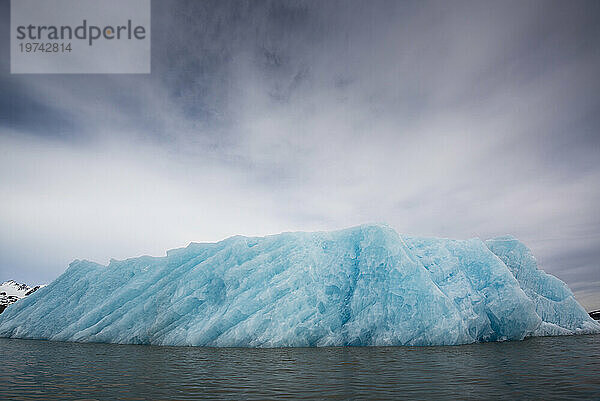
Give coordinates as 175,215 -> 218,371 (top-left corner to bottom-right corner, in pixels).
0,224 -> 597,346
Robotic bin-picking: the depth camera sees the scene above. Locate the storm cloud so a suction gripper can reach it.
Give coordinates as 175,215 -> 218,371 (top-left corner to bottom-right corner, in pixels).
1,0 -> 599,310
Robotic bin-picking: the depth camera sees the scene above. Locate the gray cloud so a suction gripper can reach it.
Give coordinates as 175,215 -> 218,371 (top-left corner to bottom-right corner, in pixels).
0,0 -> 599,310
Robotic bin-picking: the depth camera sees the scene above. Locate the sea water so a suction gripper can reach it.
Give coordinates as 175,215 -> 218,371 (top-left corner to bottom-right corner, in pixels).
1,335 -> 599,400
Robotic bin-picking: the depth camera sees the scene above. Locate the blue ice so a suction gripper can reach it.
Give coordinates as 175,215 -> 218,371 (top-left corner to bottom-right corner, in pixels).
0,225 -> 597,346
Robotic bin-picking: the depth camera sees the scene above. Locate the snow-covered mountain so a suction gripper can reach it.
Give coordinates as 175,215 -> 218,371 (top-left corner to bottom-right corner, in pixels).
0,280 -> 45,314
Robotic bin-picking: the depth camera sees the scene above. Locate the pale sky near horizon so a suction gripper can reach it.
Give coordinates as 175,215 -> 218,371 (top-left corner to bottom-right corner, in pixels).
1,0 -> 599,310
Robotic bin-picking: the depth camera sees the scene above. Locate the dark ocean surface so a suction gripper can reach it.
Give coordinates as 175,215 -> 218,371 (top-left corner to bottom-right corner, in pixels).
1,335 -> 599,400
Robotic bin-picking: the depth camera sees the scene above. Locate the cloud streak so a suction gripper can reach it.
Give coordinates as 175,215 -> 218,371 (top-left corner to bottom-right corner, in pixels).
0,0 -> 599,309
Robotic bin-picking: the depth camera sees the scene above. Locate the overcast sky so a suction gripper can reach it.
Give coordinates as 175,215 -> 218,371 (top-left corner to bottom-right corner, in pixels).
1,0 -> 599,310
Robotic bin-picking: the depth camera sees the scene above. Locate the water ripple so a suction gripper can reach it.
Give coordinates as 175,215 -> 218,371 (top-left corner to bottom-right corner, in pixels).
1,335 -> 599,400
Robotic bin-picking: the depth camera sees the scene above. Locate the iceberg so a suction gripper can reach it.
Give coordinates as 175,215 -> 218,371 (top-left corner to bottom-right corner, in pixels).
0,224 -> 597,347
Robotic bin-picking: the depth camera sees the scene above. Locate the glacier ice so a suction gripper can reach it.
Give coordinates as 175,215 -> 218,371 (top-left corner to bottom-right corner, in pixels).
0,224 -> 597,347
